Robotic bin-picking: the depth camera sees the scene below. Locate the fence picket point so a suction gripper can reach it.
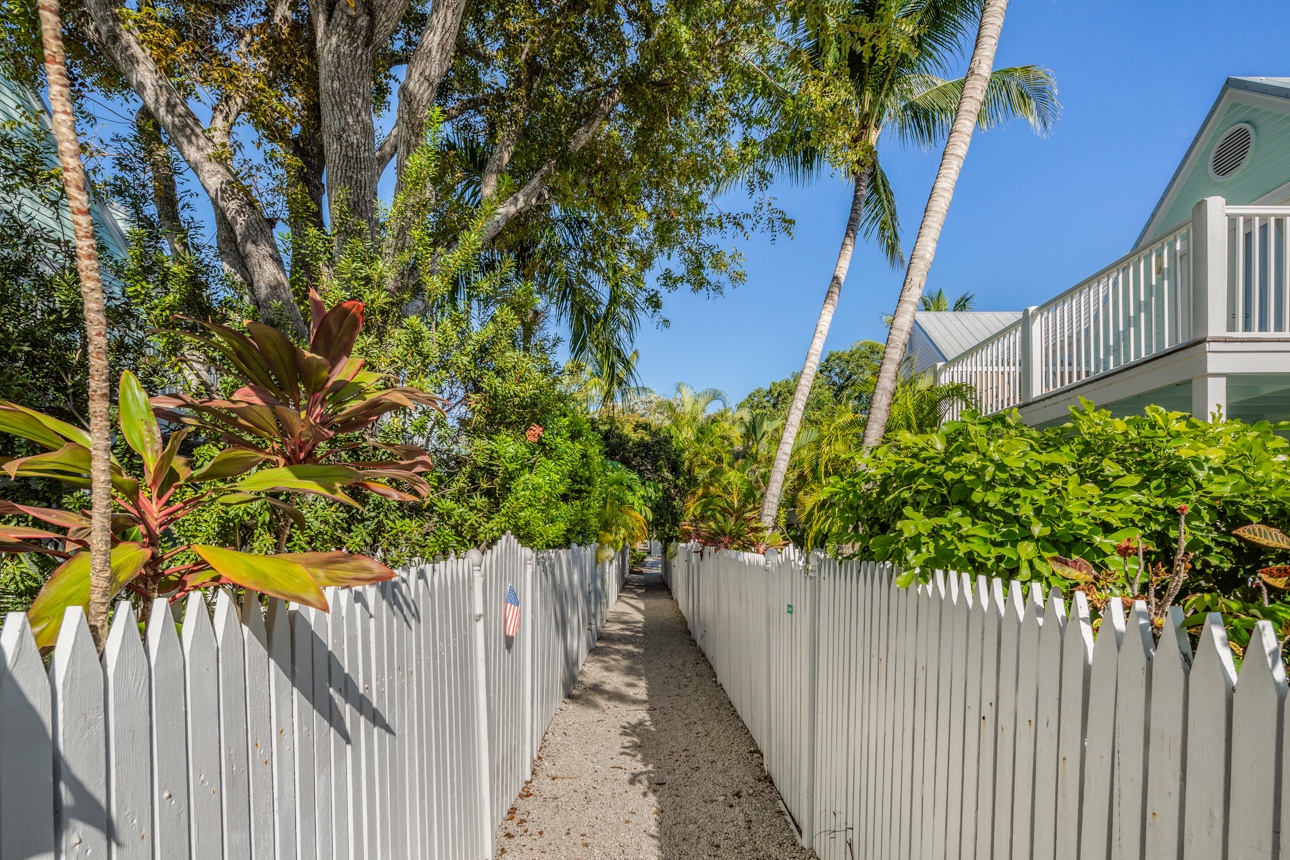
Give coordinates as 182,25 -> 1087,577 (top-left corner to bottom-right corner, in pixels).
105,601 -> 152,859
1227,619 -> 1285,858
181,592 -> 223,860
1184,614 -> 1238,860
51,607 -> 108,859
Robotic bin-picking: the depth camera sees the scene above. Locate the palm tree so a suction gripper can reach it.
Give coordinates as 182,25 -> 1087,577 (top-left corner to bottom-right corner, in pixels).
921,288 -> 975,312
37,0 -> 114,650
758,0 -> 1056,530
863,0 -> 1015,450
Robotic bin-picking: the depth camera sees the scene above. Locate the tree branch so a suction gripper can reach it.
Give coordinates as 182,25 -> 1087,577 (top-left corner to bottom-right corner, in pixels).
78,0 -> 306,337
478,83 -> 623,244
388,0 -> 469,180
479,111 -> 525,201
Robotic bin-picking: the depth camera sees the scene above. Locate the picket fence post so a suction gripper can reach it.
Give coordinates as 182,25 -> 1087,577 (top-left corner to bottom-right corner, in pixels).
468,549 -> 494,859
522,550 -> 536,780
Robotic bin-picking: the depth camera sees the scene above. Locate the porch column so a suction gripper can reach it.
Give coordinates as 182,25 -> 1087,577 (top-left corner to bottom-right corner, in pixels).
1190,196 -> 1229,338
1191,374 -> 1227,421
1020,306 -> 1041,403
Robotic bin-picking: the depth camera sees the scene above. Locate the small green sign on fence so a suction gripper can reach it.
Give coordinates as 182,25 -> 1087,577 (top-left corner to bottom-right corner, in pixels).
786,603 -> 793,615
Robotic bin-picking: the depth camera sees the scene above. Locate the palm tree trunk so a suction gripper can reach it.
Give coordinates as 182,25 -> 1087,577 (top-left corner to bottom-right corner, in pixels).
759,167 -> 870,530
37,0 -> 113,651
862,0 -> 1010,450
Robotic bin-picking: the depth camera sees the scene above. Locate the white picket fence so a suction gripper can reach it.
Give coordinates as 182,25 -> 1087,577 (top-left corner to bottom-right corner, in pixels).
667,545 -> 1287,860
0,534 -> 626,859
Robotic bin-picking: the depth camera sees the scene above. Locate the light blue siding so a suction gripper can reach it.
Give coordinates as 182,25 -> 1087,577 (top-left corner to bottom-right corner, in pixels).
1150,100 -> 1290,239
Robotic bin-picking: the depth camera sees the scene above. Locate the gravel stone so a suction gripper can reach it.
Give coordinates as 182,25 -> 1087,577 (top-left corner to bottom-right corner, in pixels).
495,559 -> 816,859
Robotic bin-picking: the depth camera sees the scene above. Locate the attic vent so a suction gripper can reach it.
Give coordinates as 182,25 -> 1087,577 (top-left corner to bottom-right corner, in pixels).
1210,123 -> 1254,180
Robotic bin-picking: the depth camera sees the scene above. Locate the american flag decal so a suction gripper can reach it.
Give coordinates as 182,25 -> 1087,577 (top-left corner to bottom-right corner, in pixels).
504,584 -> 521,637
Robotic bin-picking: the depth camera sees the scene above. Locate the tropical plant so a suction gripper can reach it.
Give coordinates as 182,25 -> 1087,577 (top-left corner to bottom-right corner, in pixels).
864,0 -> 1020,449
759,0 -> 1057,528
152,292 -> 443,548
595,462 -> 652,560
921,288 -> 975,312
683,469 -> 785,553
0,370 -> 409,649
883,373 -> 979,435
825,403 -> 1290,596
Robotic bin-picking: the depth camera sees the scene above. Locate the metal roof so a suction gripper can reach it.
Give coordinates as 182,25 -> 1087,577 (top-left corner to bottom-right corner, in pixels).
1135,76 -> 1290,248
912,311 -> 1022,361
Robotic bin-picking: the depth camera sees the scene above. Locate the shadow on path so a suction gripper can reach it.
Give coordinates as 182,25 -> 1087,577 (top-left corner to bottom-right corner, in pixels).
497,558 -> 814,859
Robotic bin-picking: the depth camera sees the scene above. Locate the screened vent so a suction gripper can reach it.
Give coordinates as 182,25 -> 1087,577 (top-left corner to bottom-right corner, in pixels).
1210,123 -> 1254,180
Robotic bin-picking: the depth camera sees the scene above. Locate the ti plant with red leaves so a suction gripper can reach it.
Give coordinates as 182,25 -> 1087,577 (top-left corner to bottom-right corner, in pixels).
153,292 -> 443,511
0,294 -> 443,649
0,371 -> 396,648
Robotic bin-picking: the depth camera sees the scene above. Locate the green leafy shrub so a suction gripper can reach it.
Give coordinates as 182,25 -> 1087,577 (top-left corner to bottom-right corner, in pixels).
824,401 -> 1290,599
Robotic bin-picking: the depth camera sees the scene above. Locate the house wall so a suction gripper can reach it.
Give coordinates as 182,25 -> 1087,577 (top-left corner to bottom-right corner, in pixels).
1149,99 -> 1290,239
0,76 -> 130,266
905,326 -> 945,376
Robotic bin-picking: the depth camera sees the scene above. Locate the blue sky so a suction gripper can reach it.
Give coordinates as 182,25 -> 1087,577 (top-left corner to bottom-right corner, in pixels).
632,0 -> 1290,404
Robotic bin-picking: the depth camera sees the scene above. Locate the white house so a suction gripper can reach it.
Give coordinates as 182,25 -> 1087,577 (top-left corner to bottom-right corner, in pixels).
923,76 -> 1290,426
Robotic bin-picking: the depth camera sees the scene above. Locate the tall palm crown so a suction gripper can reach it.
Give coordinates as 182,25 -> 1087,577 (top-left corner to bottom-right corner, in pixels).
767,0 -> 1057,259
920,287 -> 975,311
753,0 -> 1057,531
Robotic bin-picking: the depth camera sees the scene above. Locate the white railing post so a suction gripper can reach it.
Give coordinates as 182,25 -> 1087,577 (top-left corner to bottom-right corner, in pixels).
1191,196 -> 1229,338
1020,306 -> 1042,402
467,549 -> 494,859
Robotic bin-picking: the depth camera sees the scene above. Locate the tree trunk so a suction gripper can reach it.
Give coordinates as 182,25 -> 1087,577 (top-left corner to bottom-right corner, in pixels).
286,126 -> 329,286
862,0 -> 1009,450
135,107 -> 189,258
80,0 -> 307,339
37,0 -> 113,651
317,13 -> 379,237
759,167 -> 870,530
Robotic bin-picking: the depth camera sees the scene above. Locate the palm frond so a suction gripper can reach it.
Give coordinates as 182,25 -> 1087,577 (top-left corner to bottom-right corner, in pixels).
890,65 -> 1060,150
859,156 -> 903,267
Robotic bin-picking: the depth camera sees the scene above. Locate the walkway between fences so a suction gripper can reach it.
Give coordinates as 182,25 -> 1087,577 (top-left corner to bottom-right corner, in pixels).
0,534 -> 626,859
666,544 -> 1283,860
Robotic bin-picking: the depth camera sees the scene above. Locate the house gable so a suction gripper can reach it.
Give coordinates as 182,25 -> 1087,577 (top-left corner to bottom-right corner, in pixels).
1137,77 -> 1290,248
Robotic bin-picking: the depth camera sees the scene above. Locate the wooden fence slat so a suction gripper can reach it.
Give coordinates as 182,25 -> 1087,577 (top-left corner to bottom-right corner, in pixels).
327,589 -> 351,860
214,591 -> 252,856
957,576 -> 987,860
1227,619 -> 1285,859
1144,608 -> 1191,860
918,573 -> 947,859
944,573 -> 973,860
974,578 -> 1006,860
0,612 -> 56,860
356,588 -> 379,858
857,563 -> 878,860
145,599 -> 189,860
265,600 -> 299,860
1111,601 -> 1154,860
105,601 -> 152,859
932,572 -> 958,860
1011,585 -> 1046,860
895,575 -> 921,860
304,605 -> 330,860
181,593 -> 223,860
1183,614 -> 1238,860
241,598 -> 276,858
1031,589 -> 1068,860
1054,591 -> 1094,860
1079,597 -> 1126,860
991,581 -> 1026,860
51,607 -> 108,859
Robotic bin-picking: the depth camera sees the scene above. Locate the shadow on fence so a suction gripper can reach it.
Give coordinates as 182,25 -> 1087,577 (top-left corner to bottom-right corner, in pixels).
667,543 -> 1284,860
0,535 -> 628,859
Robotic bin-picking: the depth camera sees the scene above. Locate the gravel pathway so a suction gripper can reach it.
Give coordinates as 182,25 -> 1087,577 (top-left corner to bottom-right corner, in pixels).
496,559 -> 816,859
